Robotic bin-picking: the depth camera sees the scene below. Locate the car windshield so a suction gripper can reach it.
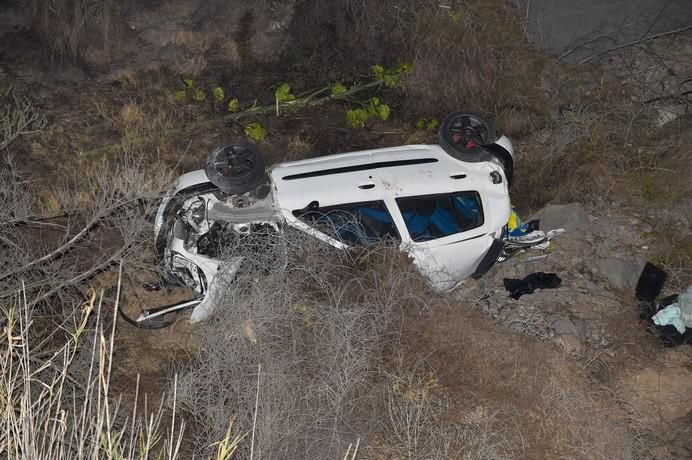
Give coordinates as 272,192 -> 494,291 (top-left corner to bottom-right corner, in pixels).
295,201 -> 400,246
396,192 -> 484,242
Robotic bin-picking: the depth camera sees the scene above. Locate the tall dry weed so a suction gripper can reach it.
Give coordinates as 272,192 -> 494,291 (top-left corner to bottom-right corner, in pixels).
0,285 -> 184,459
30,0 -> 126,66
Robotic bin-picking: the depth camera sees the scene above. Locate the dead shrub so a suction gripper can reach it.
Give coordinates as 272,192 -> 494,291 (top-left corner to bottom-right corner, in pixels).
0,88 -> 47,151
0,152 -> 173,320
404,1 -> 544,118
30,0 -> 127,66
174,231 -> 435,458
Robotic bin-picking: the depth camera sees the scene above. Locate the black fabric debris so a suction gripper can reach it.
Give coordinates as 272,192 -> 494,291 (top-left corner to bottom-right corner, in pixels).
636,262 -> 667,302
503,272 -> 562,299
526,219 -> 540,232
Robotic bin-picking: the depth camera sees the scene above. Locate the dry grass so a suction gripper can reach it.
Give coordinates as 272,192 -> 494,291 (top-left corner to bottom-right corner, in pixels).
173,231 -> 432,458
169,227 -> 674,459
30,0 -> 126,66
0,151 -> 173,317
404,0 -> 544,118
0,283 -> 185,459
406,312 -> 644,459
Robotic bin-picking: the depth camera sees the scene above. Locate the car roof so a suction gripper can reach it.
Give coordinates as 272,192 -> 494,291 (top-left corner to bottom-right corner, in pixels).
270,144 -> 502,212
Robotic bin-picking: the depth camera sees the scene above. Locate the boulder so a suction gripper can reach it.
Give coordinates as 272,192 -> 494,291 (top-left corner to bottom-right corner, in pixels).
534,203 -> 590,233
550,316 -> 592,342
594,255 -> 647,292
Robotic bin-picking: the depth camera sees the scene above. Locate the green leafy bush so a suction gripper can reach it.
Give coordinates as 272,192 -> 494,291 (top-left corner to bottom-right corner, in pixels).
227,98 -> 240,112
416,117 -> 439,132
213,86 -> 225,103
346,109 -> 369,128
244,122 -> 266,142
346,97 -> 390,128
193,89 -> 207,102
275,83 -> 295,103
330,82 -> 347,97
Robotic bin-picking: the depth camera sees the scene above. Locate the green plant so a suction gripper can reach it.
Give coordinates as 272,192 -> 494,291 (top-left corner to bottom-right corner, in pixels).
330,82 -> 348,96
173,89 -> 187,102
213,86 -> 225,103
244,122 -> 266,142
415,117 -> 439,132
275,83 -> 295,104
86,64 -> 409,157
346,96 -> 391,128
372,63 -> 413,89
194,89 -> 207,102
228,98 -> 240,112
346,108 -> 370,128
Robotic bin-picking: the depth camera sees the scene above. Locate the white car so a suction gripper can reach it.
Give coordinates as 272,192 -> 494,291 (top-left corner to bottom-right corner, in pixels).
131,112 -> 516,326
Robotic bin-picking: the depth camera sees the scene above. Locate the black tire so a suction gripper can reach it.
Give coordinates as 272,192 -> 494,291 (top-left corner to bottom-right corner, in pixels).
204,140 -> 268,195
438,111 -> 497,163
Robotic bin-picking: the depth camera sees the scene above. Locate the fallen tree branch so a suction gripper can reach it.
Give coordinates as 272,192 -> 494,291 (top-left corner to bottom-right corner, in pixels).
0,197 -> 142,282
81,78 -> 387,157
579,23 -> 692,64
0,215 -> 100,282
29,245 -> 129,307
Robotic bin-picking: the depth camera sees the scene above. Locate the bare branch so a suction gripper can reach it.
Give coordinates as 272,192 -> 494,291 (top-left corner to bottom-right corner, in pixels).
579,23 -> 692,64
0,89 -> 47,150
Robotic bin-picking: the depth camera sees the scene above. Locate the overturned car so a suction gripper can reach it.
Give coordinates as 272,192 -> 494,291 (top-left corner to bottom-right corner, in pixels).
131,112 -> 523,326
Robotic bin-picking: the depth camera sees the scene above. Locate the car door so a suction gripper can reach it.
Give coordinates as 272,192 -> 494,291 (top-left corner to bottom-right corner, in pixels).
389,191 -> 497,291
288,200 -> 401,248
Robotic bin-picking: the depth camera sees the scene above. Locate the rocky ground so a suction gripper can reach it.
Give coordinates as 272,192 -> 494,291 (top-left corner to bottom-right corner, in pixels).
455,202 -> 691,455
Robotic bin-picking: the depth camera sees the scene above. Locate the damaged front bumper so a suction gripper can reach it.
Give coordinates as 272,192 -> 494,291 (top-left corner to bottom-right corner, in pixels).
121,236 -> 243,328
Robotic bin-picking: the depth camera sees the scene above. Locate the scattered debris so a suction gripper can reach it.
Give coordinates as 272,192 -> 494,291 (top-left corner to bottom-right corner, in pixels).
503,272 -> 562,299
635,261 -> 667,302
636,262 -> 692,346
652,296 -> 691,334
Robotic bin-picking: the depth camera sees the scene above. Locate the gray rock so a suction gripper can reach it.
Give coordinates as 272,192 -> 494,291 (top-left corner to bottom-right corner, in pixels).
534,203 -> 590,233
551,317 -> 578,336
549,315 -> 592,342
574,319 -> 592,340
595,255 -> 647,292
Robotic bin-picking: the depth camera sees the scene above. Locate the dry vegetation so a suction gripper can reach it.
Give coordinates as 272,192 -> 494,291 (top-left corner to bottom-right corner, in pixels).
0,0 -> 690,458
30,0 -> 126,65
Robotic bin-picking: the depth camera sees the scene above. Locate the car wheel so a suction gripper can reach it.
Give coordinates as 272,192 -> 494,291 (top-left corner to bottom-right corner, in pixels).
438,111 -> 497,162
204,140 -> 268,195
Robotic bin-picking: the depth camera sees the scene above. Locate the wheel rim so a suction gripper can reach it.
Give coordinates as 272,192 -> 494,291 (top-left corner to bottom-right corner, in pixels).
213,145 -> 256,178
446,114 -> 490,149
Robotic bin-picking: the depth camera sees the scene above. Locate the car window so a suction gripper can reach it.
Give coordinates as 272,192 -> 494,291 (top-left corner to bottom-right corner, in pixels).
294,201 -> 400,246
396,192 -> 484,242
